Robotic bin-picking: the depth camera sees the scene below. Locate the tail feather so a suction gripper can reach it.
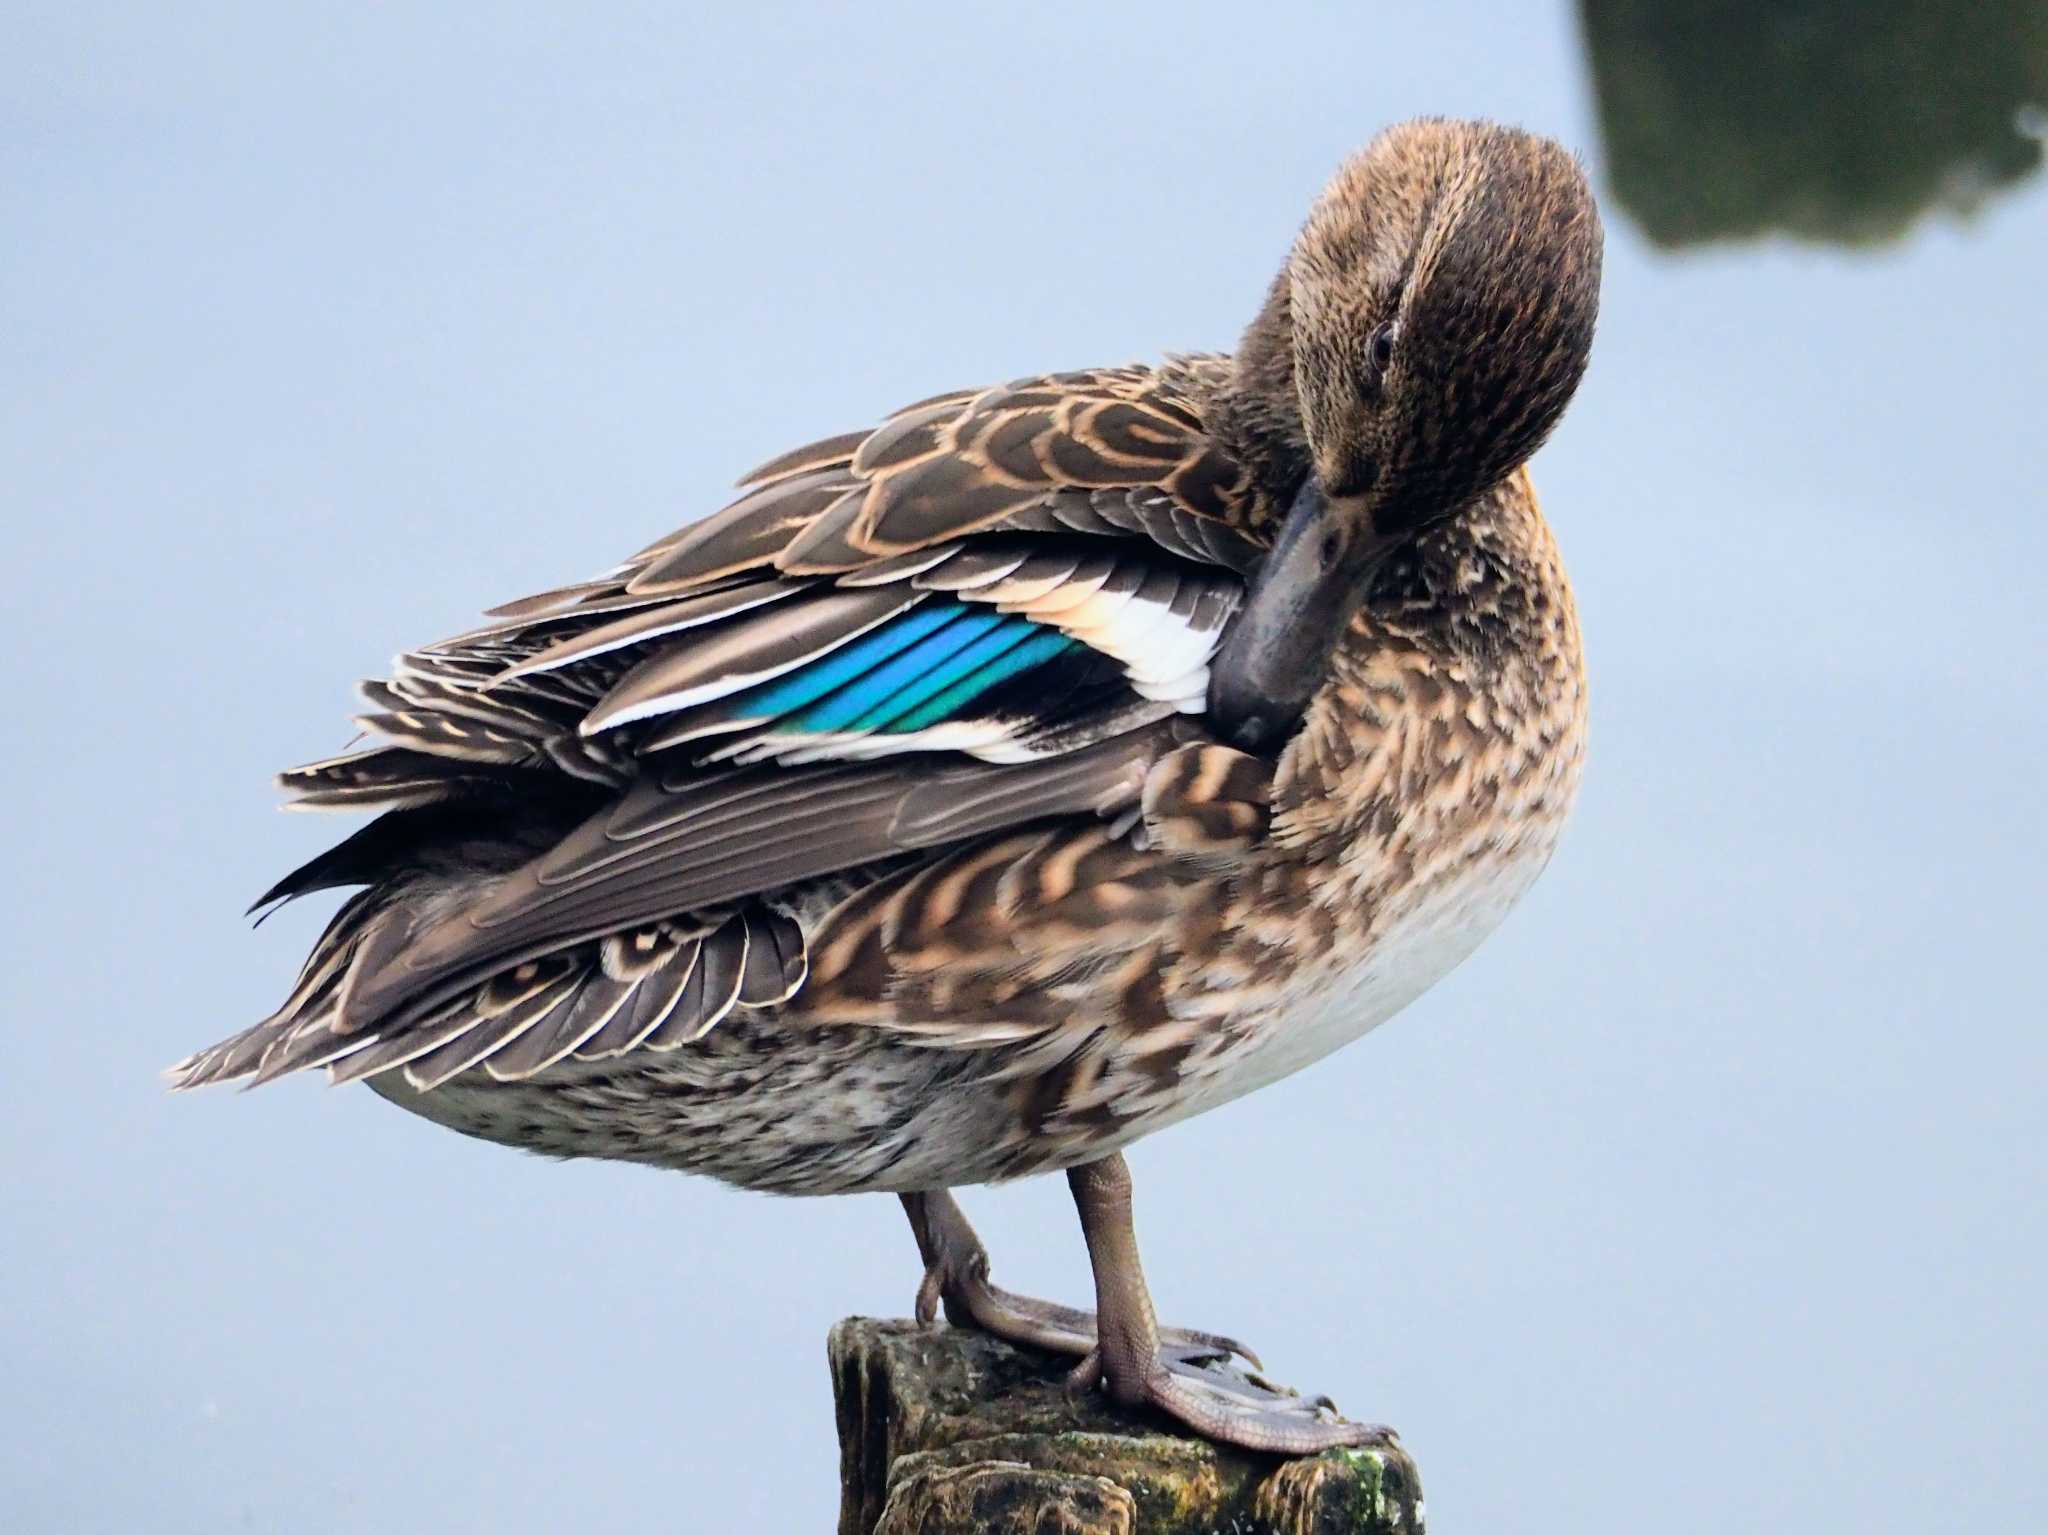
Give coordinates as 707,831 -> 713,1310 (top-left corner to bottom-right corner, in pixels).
276,746 -> 500,813
170,874 -> 804,1094
245,1008 -> 381,1087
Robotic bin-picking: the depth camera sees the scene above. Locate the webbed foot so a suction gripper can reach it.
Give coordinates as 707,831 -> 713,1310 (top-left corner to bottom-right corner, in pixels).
1063,1154 -> 1398,1455
1069,1336 -> 1395,1454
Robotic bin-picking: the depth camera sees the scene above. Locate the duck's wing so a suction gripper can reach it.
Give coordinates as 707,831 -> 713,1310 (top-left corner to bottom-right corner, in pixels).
278,365 -> 1268,809
174,362 -> 1283,1091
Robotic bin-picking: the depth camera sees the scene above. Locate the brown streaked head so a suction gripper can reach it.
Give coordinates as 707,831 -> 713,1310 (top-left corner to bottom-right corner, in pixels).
1210,118 -> 1603,750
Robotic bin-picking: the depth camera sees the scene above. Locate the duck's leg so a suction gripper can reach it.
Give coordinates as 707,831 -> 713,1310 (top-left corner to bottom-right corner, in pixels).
898,1189 -> 1255,1365
1064,1153 -> 1396,1454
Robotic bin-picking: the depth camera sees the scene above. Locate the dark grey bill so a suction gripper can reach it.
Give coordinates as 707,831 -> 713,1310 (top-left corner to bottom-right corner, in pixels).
1206,478 -> 1396,752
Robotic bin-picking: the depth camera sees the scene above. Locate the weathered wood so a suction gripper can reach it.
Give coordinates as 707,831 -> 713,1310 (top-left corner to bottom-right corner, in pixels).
830,1318 -> 1423,1535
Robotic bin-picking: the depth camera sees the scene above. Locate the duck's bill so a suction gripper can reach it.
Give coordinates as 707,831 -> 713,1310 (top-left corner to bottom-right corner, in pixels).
1205,478 -> 1394,753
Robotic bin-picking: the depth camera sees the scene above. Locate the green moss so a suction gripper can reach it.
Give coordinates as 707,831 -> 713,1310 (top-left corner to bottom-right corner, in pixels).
1333,1447 -> 1387,1528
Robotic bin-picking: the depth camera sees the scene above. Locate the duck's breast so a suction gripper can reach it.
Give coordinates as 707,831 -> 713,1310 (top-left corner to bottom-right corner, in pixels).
1221,832 -> 1563,1108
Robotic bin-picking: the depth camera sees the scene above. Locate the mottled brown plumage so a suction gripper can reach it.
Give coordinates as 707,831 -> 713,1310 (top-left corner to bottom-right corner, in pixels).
172,118 -> 1602,1453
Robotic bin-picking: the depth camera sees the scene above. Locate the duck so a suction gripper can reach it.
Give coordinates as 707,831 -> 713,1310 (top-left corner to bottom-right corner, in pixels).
171,117 -> 1603,1454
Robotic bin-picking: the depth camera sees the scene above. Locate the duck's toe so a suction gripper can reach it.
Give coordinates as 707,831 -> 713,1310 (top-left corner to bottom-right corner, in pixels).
1131,1347 -> 1397,1454
920,1264 -> 1260,1372
919,1267 -> 1098,1356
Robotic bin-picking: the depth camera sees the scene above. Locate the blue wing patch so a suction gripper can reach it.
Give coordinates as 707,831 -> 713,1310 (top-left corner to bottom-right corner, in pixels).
568,544 -> 1242,764
718,600 -> 1078,739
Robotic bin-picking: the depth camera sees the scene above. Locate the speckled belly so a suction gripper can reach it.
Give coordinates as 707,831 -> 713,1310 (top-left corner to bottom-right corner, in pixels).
365,1011 -> 1031,1196
365,831 -> 1556,1196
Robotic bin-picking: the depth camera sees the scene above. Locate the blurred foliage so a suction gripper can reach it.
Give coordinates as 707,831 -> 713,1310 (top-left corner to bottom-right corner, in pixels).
1579,0 -> 2047,246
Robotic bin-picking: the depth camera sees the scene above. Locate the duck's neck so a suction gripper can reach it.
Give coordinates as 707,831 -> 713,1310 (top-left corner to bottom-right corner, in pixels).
1353,469 -> 1580,680
1204,272 -> 1312,517
1274,468 -> 1588,857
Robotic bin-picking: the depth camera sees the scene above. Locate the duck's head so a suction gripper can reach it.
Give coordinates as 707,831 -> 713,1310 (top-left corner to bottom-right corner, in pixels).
1210,118 -> 1603,750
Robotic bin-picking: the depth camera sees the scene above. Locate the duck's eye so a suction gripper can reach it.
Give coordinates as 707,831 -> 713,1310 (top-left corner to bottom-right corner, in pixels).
1369,321 -> 1399,372
1359,320 -> 1400,400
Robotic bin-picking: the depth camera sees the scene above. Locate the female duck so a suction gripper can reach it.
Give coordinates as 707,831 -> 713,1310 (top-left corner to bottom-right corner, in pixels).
173,117 -> 1602,1453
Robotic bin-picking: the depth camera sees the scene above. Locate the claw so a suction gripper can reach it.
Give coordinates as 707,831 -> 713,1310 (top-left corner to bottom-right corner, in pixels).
1065,1348 -> 1103,1395
913,1263 -> 943,1326
1159,1324 -> 1262,1372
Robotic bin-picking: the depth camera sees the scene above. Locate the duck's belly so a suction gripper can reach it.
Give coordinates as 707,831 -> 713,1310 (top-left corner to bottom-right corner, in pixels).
365,1014 -> 1026,1196
366,837 -> 1558,1195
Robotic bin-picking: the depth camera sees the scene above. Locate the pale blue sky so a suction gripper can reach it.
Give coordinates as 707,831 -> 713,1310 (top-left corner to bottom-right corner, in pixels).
5,4 -> 2045,1532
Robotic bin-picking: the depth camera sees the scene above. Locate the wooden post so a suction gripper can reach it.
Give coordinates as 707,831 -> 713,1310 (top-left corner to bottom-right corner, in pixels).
830,1318 -> 1424,1535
